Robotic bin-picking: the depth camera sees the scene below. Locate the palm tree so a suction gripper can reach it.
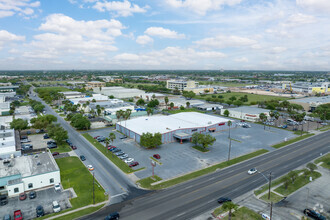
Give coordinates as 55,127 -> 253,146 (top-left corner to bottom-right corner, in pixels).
147,108 -> 153,116
116,109 -> 125,125
259,113 -> 267,130
105,138 -> 110,149
269,110 -> 275,130
164,96 -> 169,109
124,109 -> 132,136
222,202 -> 238,220
274,111 -> 280,127
109,132 -> 116,145
227,120 -> 232,161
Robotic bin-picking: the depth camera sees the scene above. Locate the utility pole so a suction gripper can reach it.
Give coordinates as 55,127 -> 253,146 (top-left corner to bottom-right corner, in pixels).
306,187 -> 309,209
268,171 -> 272,200
228,138 -> 232,161
270,202 -> 273,220
93,172 -> 95,205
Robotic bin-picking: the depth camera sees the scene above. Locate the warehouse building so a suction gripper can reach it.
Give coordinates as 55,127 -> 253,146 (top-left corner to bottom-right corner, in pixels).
59,91 -> 84,99
289,96 -> 330,111
69,94 -> 109,105
116,112 -> 229,144
93,86 -> 146,98
220,106 -> 270,122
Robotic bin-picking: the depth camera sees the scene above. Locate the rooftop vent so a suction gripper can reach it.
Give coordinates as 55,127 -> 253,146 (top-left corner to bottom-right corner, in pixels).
37,162 -> 41,166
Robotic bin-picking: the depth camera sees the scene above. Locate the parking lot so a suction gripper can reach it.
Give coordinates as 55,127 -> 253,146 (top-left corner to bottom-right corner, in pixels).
0,187 -> 72,220
87,119 -> 297,181
26,134 -> 51,150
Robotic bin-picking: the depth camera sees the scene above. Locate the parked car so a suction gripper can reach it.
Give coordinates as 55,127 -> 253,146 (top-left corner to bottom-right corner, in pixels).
3,214 -> 11,220
71,145 -> 77,150
112,148 -> 121,153
124,158 -> 134,163
129,161 -> 139,167
261,213 -> 270,220
115,152 -> 125,156
87,165 -> 94,171
303,209 -> 326,220
0,195 -> 8,206
52,152 -> 59,156
97,136 -> 106,142
248,168 -> 258,175
80,155 -> 86,161
19,192 -> 27,201
153,154 -> 161,159
54,183 -> 61,191
20,139 -> 30,143
105,212 -> 120,220
36,205 -> 45,217
242,123 -> 251,128
47,143 -> 57,149
52,201 -> 61,213
66,139 -> 72,145
93,136 -> 100,139
109,147 -> 117,152
108,146 -> 116,150
36,129 -> 41,133
119,154 -> 129,160
13,210 -> 23,220
43,134 -> 49,139
29,191 -> 37,199
120,136 -> 127,140
217,197 -> 231,204
47,140 -> 56,145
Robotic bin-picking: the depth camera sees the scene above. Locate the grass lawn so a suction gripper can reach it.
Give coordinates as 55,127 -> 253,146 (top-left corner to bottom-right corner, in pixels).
55,157 -> 107,208
50,143 -> 72,153
163,108 -> 204,114
53,204 -> 105,220
272,133 -> 314,149
254,170 -> 301,196
195,92 -> 290,105
319,125 -> 330,132
222,207 -> 264,220
192,145 -> 210,152
82,133 -> 136,173
274,171 -> 321,196
260,192 -> 283,203
315,153 -> 330,169
137,175 -> 162,188
59,113 -> 66,117
213,206 -> 226,216
138,149 -> 268,190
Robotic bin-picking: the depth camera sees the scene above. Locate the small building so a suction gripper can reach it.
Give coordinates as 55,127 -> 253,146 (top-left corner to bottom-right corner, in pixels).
116,112 -> 229,144
184,86 -> 214,94
0,129 -> 21,159
89,99 -> 124,110
197,104 -> 223,111
220,106 -> 270,122
166,80 -> 198,91
98,76 -> 123,83
0,102 -> 10,116
59,91 -> 84,99
289,96 -> 330,111
103,103 -> 135,115
0,151 -> 60,197
93,87 -> 146,99
69,94 -> 109,105
85,81 -> 106,90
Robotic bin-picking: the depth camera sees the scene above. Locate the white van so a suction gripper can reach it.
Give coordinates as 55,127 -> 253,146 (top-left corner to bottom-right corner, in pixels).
52,201 -> 61,213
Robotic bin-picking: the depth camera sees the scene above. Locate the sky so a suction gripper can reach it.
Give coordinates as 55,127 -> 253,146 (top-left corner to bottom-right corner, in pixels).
0,0 -> 330,71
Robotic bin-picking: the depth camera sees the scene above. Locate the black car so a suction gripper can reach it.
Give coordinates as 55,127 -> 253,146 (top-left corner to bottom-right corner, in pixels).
47,143 -> 57,149
303,209 -> 326,220
43,134 -> 49,139
120,136 -> 127,140
29,191 -> 37,199
47,140 -> 56,145
0,195 -> 8,206
105,212 -> 120,220
80,155 -> 86,161
217,197 -> 231,204
36,205 -> 44,217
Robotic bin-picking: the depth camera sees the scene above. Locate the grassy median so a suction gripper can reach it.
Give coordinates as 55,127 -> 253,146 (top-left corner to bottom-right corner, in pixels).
139,149 -> 268,190
315,153 -> 330,169
222,207 -> 264,220
272,133 -> 314,149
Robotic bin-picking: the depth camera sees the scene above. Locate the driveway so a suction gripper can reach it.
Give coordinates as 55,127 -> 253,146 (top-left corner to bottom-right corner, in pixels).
0,187 -> 72,220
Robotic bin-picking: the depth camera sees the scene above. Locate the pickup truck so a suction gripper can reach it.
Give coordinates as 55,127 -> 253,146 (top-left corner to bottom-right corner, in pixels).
14,210 -> 23,220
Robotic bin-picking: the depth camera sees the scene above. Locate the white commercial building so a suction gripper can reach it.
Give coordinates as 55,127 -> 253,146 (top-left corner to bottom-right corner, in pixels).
0,129 -> 21,159
116,112 -> 229,144
69,94 -> 109,105
220,106 -> 270,122
0,151 -> 60,197
104,103 -> 135,115
59,91 -> 84,99
197,104 -> 223,111
93,87 -> 146,98
166,80 -> 199,91
0,92 -> 15,103
0,102 -> 10,116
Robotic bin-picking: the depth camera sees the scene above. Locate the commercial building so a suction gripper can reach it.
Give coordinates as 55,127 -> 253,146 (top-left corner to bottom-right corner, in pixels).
0,85 -> 19,92
59,91 -> 84,99
0,129 -> 21,159
0,102 -> 10,116
69,94 -> 109,105
116,112 -> 229,144
161,97 -> 205,108
289,96 -> 330,111
0,92 -> 16,103
282,82 -> 329,94
220,106 -> 270,122
85,81 -> 106,90
0,151 -> 60,197
184,86 -> 214,94
197,104 -> 223,111
89,99 -> 124,110
166,80 -> 199,91
93,87 -> 146,98
103,103 -> 135,115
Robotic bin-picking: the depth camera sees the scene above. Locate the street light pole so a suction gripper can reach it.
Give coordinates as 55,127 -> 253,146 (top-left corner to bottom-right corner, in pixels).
93,172 -> 95,205
268,171 -> 272,200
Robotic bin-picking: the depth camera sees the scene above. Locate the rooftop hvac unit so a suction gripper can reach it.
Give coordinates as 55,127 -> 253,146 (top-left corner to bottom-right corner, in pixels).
208,121 -> 212,124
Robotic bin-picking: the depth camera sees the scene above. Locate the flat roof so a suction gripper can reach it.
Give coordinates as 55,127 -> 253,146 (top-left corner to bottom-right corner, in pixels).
0,151 -> 59,179
121,112 -> 229,135
229,106 -> 270,114
290,96 -> 330,104
0,129 -> 16,155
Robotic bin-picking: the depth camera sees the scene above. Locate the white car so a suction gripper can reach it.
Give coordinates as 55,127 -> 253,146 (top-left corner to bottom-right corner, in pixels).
248,168 -> 257,175
125,158 -> 134,164
52,201 -> 61,213
54,183 -> 61,191
119,154 -> 128,160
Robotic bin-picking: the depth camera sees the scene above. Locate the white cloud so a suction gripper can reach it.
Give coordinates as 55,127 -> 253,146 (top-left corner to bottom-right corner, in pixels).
166,0 -> 242,15
284,13 -> 316,27
0,0 -> 40,18
92,0 -> 149,17
0,30 -> 25,50
296,0 -> 330,13
194,35 -> 257,49
145,27 -> 185,39
234,57 -> 248,62
270,47 -> 287,53
136,35 -> 153,45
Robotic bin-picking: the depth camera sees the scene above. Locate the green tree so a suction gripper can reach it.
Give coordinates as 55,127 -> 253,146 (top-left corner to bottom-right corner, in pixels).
306,163 -> 317,173
288,171 -> 298,183
10,119 -> 28,131
283,176 -> 290,189
109,95 -> 114,99
164,96 -> 169,109
70,114 -> 91,130
105,138 -> 110,148
186,102 -> 190,108
170,102 -> 174,109
274,111 -> 280,127
182,91 -> 196,100
233,100 -> 243,106
229,96 -> 237,101
222,202 -> 238,220
136,98 -> 145,106
109,132 -> 116,145
180,106 -> 185,110
140,132 -> 162,148
303,169 -> 310,179
47,124 -> 68,145
191,132 -> 200,146
223,109 -> 230,117
173,87 -> 180,95
147,108 -> 153,116
198,134 -> 216,150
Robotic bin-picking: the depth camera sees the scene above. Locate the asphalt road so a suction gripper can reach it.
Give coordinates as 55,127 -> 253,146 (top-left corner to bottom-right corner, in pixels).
81,130 -> 330,220
28,87 -> 149,204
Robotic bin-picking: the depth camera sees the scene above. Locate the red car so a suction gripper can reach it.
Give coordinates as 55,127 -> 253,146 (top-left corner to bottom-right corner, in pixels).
52,152 -> 59,156
19,192 -> 26,201
153,154 -> 161,159
93,136 -> 100,139
107,146 -> 116,150
71,145 -> 77,150
129,161 -> 139,167
14,210 -> 23,220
